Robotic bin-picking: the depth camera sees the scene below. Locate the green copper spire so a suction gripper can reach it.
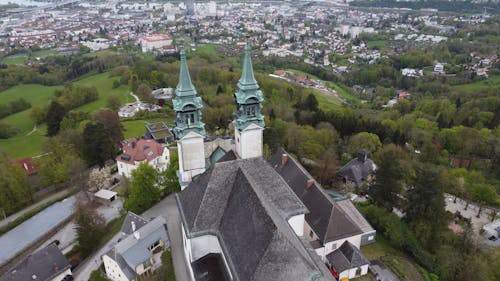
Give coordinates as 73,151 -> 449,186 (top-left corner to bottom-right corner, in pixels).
234,43 -> 265,130
237,44 -> 259,91
176,49 -> 197,97
172,49 -> 206,139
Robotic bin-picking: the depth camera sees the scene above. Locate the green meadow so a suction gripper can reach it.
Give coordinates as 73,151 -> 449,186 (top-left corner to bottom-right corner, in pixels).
0,72 -> 134,158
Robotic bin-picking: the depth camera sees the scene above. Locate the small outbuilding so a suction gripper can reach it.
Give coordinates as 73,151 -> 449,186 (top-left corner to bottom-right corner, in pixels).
94,189 -> 117,204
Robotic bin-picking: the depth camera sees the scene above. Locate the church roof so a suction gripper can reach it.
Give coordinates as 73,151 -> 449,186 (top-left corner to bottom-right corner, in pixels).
177,158 -> 334,281
269,148 -> 367,244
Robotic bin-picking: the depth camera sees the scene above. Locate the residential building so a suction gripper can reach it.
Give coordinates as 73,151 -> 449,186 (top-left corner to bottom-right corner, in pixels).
138,34 -> 173,53
102,214 -> 169,281
0,244 -> 72,281
116,138 -> 169,178
338,150 -> 377,188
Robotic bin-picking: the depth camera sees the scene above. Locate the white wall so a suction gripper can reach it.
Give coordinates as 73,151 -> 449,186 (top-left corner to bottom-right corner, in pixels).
288,214 -> 305,237
178,133 -> 205,188
339,264 -> 369,279
49,268 -> 72,281
103,254 -> 130,281
235,125 -> 263,159
181,225 -> 233,281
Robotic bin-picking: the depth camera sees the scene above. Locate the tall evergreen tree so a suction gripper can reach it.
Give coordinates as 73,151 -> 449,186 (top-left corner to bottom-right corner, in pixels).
82,122 -> 116,167
369,144 -> 411,211
46,101 -> 65,136
405,165 -> 446,250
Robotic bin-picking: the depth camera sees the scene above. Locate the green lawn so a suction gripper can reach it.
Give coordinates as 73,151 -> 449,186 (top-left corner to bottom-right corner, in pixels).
361,236 -> 424,281
2,49 -> 57,65
312,89 -> 341,112
0,72 -> 134,158
0,124 -> 47,158
2,55 -> 26,65
83,50 -> 122,58
122,120 -> 148,139
72,72 -> 132,112
452,74 -> 500,92
367,40 -> 387,50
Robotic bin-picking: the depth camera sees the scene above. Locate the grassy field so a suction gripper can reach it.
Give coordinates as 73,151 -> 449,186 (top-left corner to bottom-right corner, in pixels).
122,120 -> 148,139
361,236 -> 424,281
0,72 -> 134,158
367,40 -> 387,50
1,49 -> 58,65
452,74 -> 500,92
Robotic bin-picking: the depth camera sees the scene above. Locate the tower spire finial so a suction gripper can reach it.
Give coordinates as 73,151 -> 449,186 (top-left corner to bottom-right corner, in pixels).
177,48 -> 196,97
238,42 -> 258,91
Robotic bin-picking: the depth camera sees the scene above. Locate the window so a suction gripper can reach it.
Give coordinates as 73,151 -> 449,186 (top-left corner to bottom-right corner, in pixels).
309,230 -> 314,238
246,105 -> 256,117
355,267 -> 361,276
148,240 -> 161,251
368,236 -> 374,241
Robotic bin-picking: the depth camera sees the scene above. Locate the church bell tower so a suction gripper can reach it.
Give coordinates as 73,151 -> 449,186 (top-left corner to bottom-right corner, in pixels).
233,44 -> 265,159
173,49 -> 206,189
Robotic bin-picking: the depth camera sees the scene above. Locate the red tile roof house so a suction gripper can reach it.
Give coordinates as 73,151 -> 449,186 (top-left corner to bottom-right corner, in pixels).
116,138 -> 170,178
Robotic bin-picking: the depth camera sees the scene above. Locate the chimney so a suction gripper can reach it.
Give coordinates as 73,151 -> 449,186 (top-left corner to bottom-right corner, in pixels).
281,154 -> 288,166
306,179 -> 314,188
132,141 -> 136,148
357,150 -> 368,163
133,231 -> 140,240
131,221 -> 136,232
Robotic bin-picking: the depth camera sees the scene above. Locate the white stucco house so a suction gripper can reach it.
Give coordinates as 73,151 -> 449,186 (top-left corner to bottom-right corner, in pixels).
116,138 -> 169,178
102,213 -> 169,281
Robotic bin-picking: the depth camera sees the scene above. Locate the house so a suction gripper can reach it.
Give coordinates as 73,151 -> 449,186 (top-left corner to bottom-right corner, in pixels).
270,149 -> 375,265
151,88 -> 174,104
0,244 -> 73,281
116,138 -> 169,178
145,122 -> 174,144
338,150 -> 377,188
138,34 -> 172,53
433,63 -> 444,74
102,214 -> 169,281
176,157 -> 335,281
401,68 -> 423,77
326,241 -> 369,280
482,220 -> 500,241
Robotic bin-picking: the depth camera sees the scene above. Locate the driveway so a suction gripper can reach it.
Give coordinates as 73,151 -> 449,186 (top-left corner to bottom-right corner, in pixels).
72,194 -> 191,281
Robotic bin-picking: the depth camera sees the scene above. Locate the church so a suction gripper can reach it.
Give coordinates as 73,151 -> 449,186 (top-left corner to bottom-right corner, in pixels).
172,44 -> 373,281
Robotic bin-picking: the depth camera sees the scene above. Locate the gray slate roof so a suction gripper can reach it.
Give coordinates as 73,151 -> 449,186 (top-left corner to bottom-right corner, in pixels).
326,241 -> 369,273
120,211 -> 149,235
338,150 -> 377,188
0,244 -> 70,281
177,157 -> 334,281
269,148 -> 364,244
105,216 -> 169,278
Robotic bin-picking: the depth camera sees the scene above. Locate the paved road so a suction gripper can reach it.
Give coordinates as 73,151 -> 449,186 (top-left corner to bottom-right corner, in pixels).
0,188 -> 72,228
72,194 -> 191,281
163,195 -> 191,281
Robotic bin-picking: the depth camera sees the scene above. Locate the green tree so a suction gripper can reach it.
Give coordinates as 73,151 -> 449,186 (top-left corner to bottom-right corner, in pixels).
405,165 -> 446,250
106,93 -> 121,111
37,140 -> 85,189
124,163 -> 161,213
82,122 -> 116,167
0,154 -> 31,215
74,198 -> 105,258
160,151 -> 180,194
46,101 -> 66,136
471,184 -> 496,217
347,132 -> 382,156
369,144 -> 412,211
